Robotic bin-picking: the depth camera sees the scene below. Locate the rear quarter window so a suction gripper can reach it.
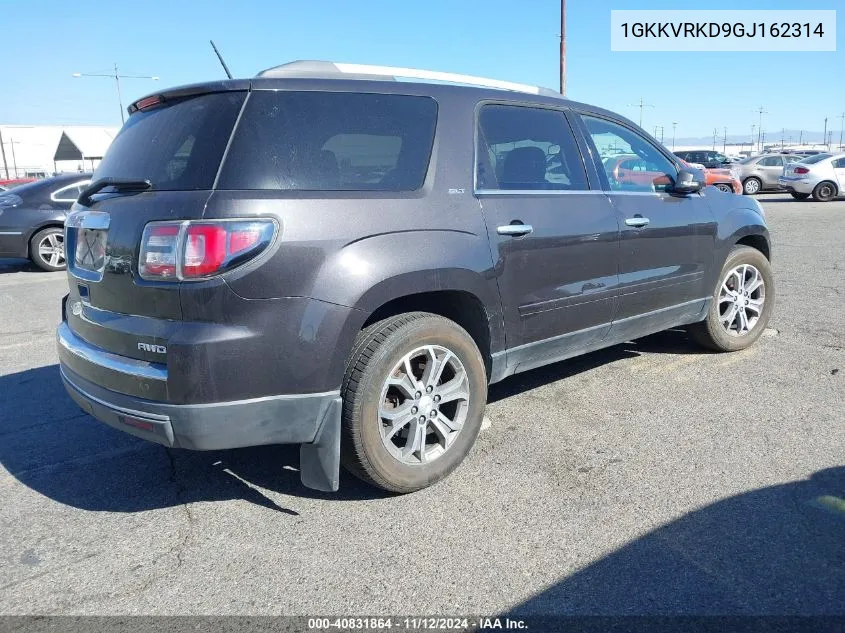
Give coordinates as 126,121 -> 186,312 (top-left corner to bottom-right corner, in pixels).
219,91 -> 438,191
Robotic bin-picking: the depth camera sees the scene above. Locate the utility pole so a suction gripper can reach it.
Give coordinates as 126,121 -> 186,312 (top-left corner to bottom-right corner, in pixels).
712,128 -> 718,150
781,128 -> 785,151
799,130 -> 803,145
751,124 -> 756,153
755,106 -> 767,152
627,98 -> 654,128
672,122 -> 677,150
7,138 -> 18,178
839,112 -> 845,150
0,128 -> 8,179
73,64 -> 159,124
823,117 -> 828,148
723,127 -> 727,153
559,0 -> 566,95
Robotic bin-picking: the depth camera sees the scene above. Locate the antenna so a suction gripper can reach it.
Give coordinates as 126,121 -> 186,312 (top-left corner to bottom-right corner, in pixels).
210,40 -> 233,79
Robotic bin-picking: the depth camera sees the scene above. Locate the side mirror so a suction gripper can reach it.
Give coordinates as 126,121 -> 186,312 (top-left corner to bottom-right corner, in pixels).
671,169 -> 704,194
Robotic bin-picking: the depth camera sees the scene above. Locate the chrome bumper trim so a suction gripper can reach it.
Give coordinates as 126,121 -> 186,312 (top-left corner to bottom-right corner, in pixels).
57,322 -> 167,382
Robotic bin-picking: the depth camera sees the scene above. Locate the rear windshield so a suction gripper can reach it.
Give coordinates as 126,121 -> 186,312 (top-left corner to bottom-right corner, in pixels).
218,91 -> 438,191
799,153 -> 832,164
93,91 -> 246,191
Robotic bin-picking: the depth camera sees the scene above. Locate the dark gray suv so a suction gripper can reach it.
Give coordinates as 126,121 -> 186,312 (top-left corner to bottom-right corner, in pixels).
57,61 -> 774,493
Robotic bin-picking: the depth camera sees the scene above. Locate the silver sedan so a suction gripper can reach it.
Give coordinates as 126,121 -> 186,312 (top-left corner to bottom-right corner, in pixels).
734,153 -> 806,195
778,152 -> 845,201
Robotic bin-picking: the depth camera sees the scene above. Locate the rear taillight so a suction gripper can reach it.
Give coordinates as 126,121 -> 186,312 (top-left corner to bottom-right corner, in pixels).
139,219 -> 277,281
794,166 -> 810,174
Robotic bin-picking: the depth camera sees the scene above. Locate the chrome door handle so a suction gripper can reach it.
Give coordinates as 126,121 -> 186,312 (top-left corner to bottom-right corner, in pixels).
625,217 -> 650,228
497,224 -> 534,236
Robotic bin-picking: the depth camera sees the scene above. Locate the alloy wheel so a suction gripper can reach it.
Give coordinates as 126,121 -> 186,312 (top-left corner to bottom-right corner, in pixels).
718,264 -> 765,336
38,233 -> 65,268
378,345 -> 469,465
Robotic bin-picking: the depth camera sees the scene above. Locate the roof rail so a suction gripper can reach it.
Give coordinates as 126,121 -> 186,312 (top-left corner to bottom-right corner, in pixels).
256,60 -> 561,97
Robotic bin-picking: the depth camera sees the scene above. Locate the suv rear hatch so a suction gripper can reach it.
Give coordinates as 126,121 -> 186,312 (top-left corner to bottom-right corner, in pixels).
64,86 -> 247,362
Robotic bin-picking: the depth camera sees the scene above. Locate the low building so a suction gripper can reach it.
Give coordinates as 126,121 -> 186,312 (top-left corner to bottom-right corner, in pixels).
0,125 -> 120,179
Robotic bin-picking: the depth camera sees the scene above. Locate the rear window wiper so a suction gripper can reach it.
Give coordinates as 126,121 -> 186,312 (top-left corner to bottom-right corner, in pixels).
78,178 -> 152,207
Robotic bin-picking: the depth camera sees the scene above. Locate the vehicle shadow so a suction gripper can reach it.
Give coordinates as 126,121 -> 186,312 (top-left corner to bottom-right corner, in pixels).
0,258 -> 40,274
498,466 -> 845,626
1,329 -> 708,513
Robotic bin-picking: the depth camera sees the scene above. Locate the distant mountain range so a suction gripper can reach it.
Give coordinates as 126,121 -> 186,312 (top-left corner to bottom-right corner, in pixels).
667,129 -> 841,148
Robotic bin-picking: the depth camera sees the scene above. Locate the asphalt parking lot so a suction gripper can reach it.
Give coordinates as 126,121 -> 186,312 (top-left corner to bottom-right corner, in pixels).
1,196 -> 843,617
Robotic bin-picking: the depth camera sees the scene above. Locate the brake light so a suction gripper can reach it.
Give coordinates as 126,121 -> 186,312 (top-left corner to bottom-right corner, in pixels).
794,166 -> 810,174
134,95 -> 163,111
139,220 -> 276,281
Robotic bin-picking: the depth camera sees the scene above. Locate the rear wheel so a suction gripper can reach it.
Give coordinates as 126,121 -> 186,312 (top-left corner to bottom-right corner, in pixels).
790,192 -> 810,200
742,177 -> 761,195
688,246 -> 774,352
340,312 -> 487,493
30,227 -> 66,271
812,181 -> 837,202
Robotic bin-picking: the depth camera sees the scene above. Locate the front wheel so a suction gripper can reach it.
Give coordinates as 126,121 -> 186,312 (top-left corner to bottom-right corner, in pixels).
688,246 -> 774,352
790,192 -> 810,200
340,312 -> 487,493
742,177 -> 761,195
812,181 -> 837,202
30,227 -> 66,271
715,183 -> 733,193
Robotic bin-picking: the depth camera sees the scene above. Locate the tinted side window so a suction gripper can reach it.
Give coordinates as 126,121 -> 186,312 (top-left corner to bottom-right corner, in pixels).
758,156 -> 783,167
219,91 -> 437,191
476,105 -> 587,191
581,115 -> 677,192
833,158 -> 845,168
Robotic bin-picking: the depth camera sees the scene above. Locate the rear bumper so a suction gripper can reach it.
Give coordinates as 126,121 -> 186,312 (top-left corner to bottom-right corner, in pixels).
57,321 -> 343,490
60,362 -> 338,451
778,177 -> 813,194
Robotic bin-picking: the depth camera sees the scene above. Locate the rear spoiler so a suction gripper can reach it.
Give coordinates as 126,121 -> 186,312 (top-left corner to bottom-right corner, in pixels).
127,79 -> 251,116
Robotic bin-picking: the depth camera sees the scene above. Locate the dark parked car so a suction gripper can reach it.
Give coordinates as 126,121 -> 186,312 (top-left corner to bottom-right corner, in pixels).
673,150 -> 733,168
0,173 -> 92,270
57,62 -> 773,494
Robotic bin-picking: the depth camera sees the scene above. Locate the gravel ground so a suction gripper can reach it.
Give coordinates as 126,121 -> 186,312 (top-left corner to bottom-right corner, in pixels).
0,196 -> 842,617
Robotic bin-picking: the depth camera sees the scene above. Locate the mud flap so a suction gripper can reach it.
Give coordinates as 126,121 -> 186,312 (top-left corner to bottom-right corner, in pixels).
299,397 -> 342,492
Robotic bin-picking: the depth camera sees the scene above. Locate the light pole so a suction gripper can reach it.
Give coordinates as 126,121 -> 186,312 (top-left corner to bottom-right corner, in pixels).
839,112 -> 845,151
672,122 -> 677,150
559,0 -> 566,95
823,117 -> 828,149
72,63 -> 159,124
723,127 -> 727,153
755,106 -> 767,152
750,124 -> 756,153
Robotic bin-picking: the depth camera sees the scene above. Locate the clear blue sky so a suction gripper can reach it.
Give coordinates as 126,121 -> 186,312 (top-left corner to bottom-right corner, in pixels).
0,0 -> 841,140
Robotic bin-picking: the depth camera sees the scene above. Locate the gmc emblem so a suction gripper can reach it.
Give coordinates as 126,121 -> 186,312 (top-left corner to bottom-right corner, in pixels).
138,342 -> 167,354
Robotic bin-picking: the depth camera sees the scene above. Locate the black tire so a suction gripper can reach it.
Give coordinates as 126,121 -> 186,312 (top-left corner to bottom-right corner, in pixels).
812,181 -> 837,202
688,245 -> 774,352
29,227 -> 66,272
790,192 -> 810,200
715,183 -> 733,193
340,312 -> 487,493
742,177 -> 761,195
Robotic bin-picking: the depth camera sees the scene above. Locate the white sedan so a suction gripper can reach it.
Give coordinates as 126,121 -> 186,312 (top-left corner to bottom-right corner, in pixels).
778,152 -> 845,201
